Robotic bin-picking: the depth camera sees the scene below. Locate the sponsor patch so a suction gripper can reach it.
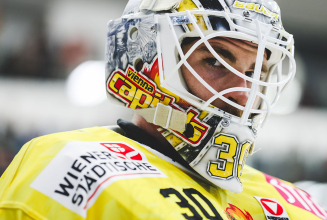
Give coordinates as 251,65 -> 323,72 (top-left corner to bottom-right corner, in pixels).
31,141 -> 166,217
265,174 -> 327,219
255,197 -> 290,220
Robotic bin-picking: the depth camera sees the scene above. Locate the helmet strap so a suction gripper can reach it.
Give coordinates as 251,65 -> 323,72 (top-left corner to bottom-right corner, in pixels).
135,103 -> 187,132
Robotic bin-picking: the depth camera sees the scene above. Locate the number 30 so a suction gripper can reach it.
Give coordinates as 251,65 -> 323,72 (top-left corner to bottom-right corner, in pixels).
207,134 -> 251,179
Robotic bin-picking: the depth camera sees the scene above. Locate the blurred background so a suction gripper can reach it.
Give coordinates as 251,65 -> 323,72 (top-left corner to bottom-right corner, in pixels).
0,0 -> 326,208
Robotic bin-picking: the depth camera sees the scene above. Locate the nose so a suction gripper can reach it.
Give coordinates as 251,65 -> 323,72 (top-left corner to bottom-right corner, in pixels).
223,71 -> 250,107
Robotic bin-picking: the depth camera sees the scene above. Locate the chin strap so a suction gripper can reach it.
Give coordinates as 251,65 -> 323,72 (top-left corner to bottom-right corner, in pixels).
135,103 -> 187,133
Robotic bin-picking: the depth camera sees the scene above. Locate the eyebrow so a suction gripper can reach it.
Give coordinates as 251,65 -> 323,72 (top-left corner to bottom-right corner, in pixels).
250,63 -> 268,74
196,44 -> 237,63
196,44 -> 268,73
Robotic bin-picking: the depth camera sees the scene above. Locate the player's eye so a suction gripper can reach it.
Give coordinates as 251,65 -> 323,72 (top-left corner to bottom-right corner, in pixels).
245,71 -> 268,81
245,71 -> 254,78
204,58 -> 222,67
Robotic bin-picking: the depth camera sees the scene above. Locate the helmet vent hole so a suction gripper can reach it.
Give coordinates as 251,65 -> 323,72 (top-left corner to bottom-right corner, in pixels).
129,26 -> 139,41
134,58 -> 144,72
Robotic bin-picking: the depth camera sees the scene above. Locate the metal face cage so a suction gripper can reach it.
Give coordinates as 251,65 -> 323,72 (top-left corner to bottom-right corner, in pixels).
155,10 -> 296,127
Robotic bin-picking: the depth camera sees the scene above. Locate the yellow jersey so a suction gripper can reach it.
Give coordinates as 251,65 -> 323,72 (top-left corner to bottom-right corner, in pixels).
0,127 -> 326,220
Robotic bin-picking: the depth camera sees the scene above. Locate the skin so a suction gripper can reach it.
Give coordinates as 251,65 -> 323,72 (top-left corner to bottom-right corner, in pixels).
134,37 -> 268,146
181,37 -> 268,117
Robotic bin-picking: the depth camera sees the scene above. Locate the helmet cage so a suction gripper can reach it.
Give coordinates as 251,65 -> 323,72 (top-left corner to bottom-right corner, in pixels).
155,9 -> 296,127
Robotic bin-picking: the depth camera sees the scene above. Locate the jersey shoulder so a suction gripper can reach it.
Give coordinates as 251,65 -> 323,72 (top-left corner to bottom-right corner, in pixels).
0,126 -> 122,185
0,126 -> 219,220
238,165 -> 327,220
0,126 -> 147,219
0,126 -> 137,187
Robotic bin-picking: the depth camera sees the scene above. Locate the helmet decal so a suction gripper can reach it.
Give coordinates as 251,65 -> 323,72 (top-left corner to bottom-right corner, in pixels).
232,1 -> 279,20
107,56 -> 213,148
107,59 -> 181,110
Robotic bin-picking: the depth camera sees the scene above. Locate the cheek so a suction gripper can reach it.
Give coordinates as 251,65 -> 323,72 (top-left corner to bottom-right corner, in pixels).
181,65 -> 214,101
181,64 -> 196,91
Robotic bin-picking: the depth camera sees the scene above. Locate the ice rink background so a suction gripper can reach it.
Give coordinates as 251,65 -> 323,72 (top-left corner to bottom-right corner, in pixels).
0,0 -> 327,208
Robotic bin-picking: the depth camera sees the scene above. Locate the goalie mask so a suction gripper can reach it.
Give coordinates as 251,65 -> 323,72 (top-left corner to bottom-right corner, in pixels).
105,0 -> 296,193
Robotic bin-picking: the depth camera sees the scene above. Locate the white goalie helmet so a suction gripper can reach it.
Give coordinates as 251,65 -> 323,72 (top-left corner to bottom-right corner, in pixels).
105,0 -> 296,193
